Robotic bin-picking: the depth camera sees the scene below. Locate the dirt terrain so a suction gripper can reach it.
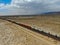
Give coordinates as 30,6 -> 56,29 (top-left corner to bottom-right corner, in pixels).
5,15 -> 60,37
0,19 -> 50,45
0,17 -> 60,45
0,14 -> 60,45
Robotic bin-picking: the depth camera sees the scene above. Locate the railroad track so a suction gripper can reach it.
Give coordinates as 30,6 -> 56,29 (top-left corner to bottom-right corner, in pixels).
1,18 -> 60,41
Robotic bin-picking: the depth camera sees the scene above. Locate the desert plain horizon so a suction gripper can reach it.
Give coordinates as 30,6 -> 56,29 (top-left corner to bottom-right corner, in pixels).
0,13 -> 60,45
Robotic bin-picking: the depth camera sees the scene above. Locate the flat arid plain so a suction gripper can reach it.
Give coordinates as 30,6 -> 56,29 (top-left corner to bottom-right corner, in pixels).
0,14 -> 60,45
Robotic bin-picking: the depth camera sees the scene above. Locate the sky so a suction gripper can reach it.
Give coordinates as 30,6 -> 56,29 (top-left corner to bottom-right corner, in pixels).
0,0 -> 60,16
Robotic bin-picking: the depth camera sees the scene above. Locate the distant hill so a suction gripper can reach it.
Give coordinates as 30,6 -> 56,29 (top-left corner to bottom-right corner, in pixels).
43,12 -> 60,14
0,11 -> 60,17
42,11 -> 60,15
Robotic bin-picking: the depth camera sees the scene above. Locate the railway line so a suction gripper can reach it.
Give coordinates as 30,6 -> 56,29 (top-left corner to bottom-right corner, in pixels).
0,18 -> 60,45
1,18 -> 60,41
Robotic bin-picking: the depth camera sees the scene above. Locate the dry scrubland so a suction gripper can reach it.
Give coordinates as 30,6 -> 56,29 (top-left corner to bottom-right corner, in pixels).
6,15 -> 60,37
0,19 -> 60,45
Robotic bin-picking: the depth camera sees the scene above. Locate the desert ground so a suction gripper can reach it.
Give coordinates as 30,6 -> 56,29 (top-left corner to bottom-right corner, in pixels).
4,15 -> 60,37
0,14 -> 60,45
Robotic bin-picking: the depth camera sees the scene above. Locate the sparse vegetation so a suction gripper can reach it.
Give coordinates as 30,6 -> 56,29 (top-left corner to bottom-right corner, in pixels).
0,14 -> 60,45
4,15 -> 60,37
